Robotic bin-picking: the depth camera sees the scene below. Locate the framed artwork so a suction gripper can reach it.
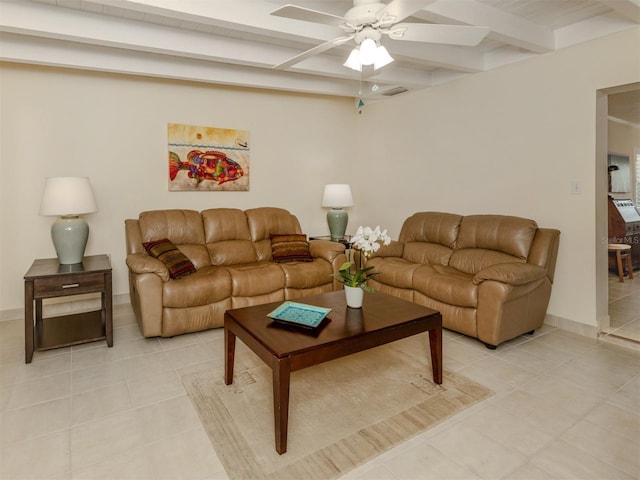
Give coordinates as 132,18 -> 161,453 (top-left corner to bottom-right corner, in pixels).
168,123 -> 250,191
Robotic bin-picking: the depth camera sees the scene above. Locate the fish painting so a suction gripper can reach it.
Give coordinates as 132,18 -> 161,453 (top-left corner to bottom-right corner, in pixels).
168,123 -> 250,191
169,150 -> 244,185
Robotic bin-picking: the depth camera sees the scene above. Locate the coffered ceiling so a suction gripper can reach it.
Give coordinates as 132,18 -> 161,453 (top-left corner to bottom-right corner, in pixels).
0,0 -> 638,109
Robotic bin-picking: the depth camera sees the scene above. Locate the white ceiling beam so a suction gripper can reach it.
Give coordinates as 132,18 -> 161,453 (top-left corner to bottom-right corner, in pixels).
93,0 -> 343,42
0,32 -> 360,97
597,0 -> 640,23
412,0 -> 555,53
386,42 -> 485,73
0,1 -> 323,69
555,11 -> 640,49
483,45 -> 539,70
2,0 -> 486,75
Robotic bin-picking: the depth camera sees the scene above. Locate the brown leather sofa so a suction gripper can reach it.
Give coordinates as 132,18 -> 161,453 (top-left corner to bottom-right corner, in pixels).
366,212 -> 560,348
125,207 -> 346,337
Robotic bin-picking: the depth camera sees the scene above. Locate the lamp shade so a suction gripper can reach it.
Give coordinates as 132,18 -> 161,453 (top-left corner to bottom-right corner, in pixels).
40,177 -> 97,216
343,49 -> 362,72
322,184 -> 354,208
358,39 -> 377,66
373,45 -> 394,69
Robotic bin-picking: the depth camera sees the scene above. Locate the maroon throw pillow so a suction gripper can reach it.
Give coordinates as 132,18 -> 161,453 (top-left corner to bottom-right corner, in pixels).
270,234 -> 313,263
142,238 -> 196,279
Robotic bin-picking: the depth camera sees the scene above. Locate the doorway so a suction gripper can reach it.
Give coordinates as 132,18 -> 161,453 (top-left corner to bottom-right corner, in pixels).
599,84 -> 640,345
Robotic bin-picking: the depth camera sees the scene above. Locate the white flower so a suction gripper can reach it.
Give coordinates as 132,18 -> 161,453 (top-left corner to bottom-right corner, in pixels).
352,225 -> 391,256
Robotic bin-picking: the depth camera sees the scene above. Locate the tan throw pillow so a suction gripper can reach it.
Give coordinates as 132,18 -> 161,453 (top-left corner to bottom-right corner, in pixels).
142,238 -> 196,279
270,234 -> 313,263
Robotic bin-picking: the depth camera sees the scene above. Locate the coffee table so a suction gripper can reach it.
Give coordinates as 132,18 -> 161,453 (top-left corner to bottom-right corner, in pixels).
224,290 -> 442,455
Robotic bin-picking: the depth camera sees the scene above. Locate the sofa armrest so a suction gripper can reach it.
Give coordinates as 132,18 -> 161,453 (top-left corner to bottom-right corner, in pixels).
126,253 -> 170,282
473,263 -> 547,286
309,239 -> 346,262
369,240 -> 404,258
309,240 -> 348,290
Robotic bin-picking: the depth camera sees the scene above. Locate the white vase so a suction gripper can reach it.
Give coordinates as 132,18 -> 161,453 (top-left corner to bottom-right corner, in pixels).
344,285 -> 364,308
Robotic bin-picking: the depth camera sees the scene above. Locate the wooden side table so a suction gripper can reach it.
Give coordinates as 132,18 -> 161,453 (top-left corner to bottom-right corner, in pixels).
24,254 -> 113,363
309,235 -> 353,249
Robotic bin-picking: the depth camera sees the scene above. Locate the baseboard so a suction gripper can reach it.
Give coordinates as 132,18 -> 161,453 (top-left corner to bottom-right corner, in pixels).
543,313 -> 599,339
0,293 -> 131,322
598,313 -> 611,333
0,299 -> 604,343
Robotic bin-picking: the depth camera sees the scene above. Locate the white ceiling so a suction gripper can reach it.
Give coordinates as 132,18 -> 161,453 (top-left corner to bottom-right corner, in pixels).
0,0 -> 638,114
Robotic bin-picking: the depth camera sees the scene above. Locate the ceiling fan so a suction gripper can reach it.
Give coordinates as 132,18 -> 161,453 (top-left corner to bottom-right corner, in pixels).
271,0 -> 490,70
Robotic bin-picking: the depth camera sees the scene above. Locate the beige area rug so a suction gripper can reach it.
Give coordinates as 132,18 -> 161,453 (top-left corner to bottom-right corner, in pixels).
183,335 -> 493,480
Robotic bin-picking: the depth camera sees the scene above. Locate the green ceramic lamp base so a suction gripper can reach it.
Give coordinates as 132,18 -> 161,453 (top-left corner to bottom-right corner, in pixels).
327,208 -> 348,241
51,215 -> 89,264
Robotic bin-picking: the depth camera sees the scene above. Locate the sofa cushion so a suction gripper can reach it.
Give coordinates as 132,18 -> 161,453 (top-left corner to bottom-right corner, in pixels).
226,262 -> 286,296
202,208 -> 258,265
142,238 -> 196,279
414,265 -> 477,308
456,215 -> 537,259
278,259 -> 333,288
246,207 -> 302,240
270,234 -> 313,263
208,240 -> 258,266
202,208 -> 251,243
399,212 -> 462,247
139,210 -> 205,244
139,210 -> 211,268
162,266 -> 231,307
367,257 -> 423,289
246,207 -> 303,261
403,242 -> 453,266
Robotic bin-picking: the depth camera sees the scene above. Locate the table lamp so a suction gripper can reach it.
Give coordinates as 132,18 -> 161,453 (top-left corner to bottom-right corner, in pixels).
39,177 -> 98,264
321,184 -> 353,241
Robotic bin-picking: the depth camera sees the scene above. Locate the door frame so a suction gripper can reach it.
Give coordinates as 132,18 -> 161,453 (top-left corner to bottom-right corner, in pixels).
596,82 -> 640,334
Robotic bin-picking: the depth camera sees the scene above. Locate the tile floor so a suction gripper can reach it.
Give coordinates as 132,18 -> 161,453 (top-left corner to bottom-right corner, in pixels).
1,296 -> 638,480
606,268 -> 640,344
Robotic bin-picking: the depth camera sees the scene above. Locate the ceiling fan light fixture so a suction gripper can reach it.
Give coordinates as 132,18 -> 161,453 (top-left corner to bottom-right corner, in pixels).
358,38 -> 377,65
373,45 -> 393,69
343,48 -> 362,71
343,40 -> 394,72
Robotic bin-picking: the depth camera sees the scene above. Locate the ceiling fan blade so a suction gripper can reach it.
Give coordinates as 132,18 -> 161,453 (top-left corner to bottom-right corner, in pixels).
376,0 -> 435,23
389,24 -> 490,46
270,4 -> 346,26
273,35 -> 355,70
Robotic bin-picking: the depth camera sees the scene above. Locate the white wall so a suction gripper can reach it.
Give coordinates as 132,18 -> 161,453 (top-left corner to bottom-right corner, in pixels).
2,28 -> 639,332
354,28 -> 640,332
0,64 -> 357,315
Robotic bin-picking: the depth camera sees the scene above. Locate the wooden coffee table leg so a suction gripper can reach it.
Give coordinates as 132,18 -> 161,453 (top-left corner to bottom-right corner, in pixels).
428,325 -> 443,384
224,322 -> 236,385
273,357 -> 291,455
